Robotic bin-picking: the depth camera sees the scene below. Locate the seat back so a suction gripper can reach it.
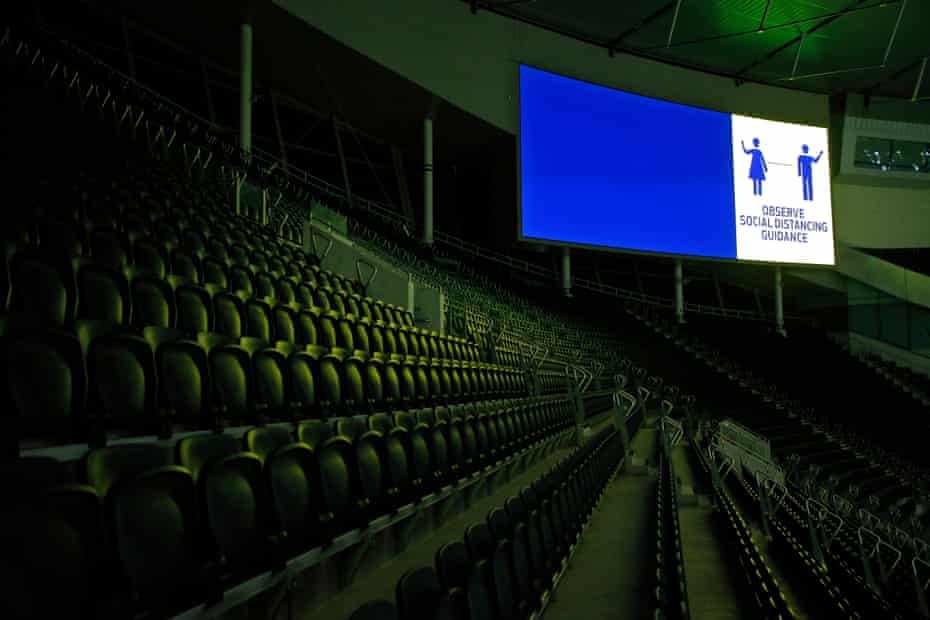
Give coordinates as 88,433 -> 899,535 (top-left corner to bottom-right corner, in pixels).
244,425 -> 293,462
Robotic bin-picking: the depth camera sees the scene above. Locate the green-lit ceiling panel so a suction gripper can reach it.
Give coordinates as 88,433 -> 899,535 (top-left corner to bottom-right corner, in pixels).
492,0 -> 928,97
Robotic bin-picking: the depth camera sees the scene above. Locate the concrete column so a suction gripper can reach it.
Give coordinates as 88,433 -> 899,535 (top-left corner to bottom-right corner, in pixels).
235,175 -> 242,216
674,259 -> 684,323
422,117 -> 434,246
561,247 -> 572,297
239,23 -> 253,155
775,266 -> 786,336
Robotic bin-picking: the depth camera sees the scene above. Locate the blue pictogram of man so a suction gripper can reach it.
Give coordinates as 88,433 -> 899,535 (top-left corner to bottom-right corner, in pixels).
797,144 -> 823,201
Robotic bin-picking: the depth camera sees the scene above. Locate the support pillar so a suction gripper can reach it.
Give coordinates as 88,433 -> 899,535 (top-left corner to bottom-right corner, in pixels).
239,23 -> 253,156
235,175 -> 243,216
674,259 -> 684,323
423,117 -> 434,246
775,266 -> 786,336
561,247 -> 571,297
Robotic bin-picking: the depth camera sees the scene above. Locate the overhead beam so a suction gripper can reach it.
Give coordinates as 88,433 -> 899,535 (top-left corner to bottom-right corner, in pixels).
913,57 -> 928,101
862,56 -> 925,95
646,0 -> 894,53
666,0 -> 683,48
346,123 -> 396,206
791,32 -> 806,78
777,63 -> 887,83
199,56 -> 216,124
759,0 -> 772,31
733,0 -> 878,78
332,117 -> 353,205
606,1 -> 677,53
270,90 -> 288,168
120,16 -> 136,80
882,0 -> 907,65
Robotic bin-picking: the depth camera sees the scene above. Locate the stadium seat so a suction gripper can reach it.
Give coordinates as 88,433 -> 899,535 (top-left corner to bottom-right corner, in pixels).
396,566 -> 465,620
211,288 -> 246,339
0,461 -> 105,618
315,435 -> 364,535
229,263 -> 254,296
78,320 -> 159,440
206,338 -> 253,425
172,277 -> 212,335
87,222 -> 130,270
266,443 -> 322,554
170,248 -> 201,284
465,522 -> 522,620
1,321 -> 86,445
176,432 -> 240,481
253,347 -> 289,421
9,249 -> 76,326
133,235 -> 169,279
202,256 -> 229,288
128,269 -> 175,328
297,419 -> 334,449
335,415 -> 369,441
244,425 -> 292,462
104,464 -> 204,615
34,211 -> 83,258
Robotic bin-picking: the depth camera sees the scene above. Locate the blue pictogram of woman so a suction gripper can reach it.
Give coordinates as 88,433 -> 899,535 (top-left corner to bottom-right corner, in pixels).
741,138 -> 768,196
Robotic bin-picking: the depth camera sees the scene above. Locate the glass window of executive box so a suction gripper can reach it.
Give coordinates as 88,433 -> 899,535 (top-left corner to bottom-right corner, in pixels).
854,136 -> 930,173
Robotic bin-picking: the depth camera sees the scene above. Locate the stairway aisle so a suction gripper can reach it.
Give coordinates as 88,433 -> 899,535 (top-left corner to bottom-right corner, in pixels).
671,444 -> 756,620
543,424 -> 659,620
289,418 -> 616,620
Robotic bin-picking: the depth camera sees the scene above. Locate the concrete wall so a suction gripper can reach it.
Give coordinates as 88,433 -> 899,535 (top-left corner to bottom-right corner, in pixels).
832,182 -> 930,248
836,245 -> 930,309
275,0 -> 829,132
302,220 -> 447,331
847,332 -> 930,378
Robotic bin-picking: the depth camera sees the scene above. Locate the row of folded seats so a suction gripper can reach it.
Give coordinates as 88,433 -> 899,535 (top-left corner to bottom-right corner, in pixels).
9,183 -> 364,309
2,247 -> 475,359
1,396 -> 573,618
17,199 -> 325,284
347,426 -> 624,620
655,457 -> 688,619
537,370 -> 567,395
3,227 -> 404,329
1,310 -> 527,449
4,209 -> 486,365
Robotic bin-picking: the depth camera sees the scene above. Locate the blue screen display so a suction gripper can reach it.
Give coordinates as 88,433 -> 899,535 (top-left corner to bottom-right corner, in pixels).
518,65 -> 835,265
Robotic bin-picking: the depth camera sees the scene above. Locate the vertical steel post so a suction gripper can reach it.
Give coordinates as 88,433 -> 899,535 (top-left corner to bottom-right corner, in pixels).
423,117 -> 434,246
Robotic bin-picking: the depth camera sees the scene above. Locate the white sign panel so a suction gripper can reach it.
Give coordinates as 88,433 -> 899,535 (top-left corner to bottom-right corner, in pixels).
731,114 -> 834,265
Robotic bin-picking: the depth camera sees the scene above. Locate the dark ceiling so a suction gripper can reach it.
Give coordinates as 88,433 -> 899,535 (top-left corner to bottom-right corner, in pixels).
468,0 -> 930,101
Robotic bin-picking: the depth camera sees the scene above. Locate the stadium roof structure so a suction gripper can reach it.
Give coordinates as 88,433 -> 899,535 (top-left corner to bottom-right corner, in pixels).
465,0 -> 930,101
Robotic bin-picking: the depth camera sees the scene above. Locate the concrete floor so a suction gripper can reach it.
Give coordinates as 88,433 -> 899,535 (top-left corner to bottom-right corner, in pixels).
542,425 -> 659,620
291,420 -> 614,620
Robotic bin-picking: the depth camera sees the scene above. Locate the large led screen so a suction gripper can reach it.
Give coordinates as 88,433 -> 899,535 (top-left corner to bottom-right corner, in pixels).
519,65 -> 835,266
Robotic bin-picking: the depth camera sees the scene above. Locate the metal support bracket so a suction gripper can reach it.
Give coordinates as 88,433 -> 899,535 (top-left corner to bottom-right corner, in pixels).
708,445 -> 734,485
805,497 -> 843,564
615,373 -> 628,390
355,258 -> 378,294
663,415 -> 684,449
912,556 -> 930,617
859,526 -> 902,589
309,229 -> 335,263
